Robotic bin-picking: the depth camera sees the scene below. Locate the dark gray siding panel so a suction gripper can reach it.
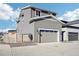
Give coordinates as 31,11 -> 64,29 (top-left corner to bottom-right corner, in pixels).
68,32 -> 78,41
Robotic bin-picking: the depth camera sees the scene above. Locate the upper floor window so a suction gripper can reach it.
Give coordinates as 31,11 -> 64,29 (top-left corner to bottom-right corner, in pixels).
36,10 -> 40,16
17,13 -> 24,23
20,14 -> 24,17
21,14 -> 24,17
19,13 -> 24,19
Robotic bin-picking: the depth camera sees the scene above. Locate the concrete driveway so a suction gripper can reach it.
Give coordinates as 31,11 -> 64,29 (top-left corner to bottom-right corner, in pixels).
0,44 -> 11,56
0,41 -> 79,56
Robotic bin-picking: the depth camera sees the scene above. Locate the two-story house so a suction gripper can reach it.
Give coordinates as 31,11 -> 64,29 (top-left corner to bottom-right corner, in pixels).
16,5 -> 63,43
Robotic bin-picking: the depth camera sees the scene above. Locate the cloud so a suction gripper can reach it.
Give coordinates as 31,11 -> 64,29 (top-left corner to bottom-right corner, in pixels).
0,3 -> 20,20
0,3 -> 21,32
58,8 -> 79,21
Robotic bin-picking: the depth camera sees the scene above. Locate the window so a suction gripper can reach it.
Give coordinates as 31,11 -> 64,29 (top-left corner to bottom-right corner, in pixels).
19,13 -> 24,18
21,14 -> 24,17
36,10 -> 40,16
20,14 -> 24,17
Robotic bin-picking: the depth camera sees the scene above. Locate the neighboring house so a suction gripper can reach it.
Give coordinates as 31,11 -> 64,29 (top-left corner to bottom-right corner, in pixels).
0,32 -> 4,42
16,5 -> 63,43
62,20 -> 79,42
3,30 -> 16,43
3,32 -> 8,43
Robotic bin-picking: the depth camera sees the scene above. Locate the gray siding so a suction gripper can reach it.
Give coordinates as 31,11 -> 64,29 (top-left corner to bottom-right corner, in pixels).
34,18 -> 62,42
17,8 -> 34,34
17,8 -> 34,42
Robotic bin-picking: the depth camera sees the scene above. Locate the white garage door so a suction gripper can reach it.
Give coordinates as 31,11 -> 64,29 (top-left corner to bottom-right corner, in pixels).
40,30 -> 58,43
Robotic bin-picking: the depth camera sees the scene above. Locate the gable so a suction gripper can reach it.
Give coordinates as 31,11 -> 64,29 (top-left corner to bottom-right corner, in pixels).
29,15 -> 64,25
35,18 -> 62,27
34,18 -> 62,30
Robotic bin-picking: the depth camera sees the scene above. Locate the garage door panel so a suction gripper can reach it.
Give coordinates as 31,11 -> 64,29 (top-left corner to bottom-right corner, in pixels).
41,31 -> 57,43
68,32 -> 78,41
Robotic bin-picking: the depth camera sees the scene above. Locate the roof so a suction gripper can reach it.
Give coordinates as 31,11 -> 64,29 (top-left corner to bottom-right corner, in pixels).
61,20 -> 69,24
61,20 -> 79,29
65,20 -> 79,25
29,15 -> 64,24
8,30 -> 16,32
21,5 -> 56,16
62,25 -> 79,29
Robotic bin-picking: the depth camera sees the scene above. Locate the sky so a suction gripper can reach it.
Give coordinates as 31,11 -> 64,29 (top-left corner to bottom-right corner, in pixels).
1,3 -> 79,32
